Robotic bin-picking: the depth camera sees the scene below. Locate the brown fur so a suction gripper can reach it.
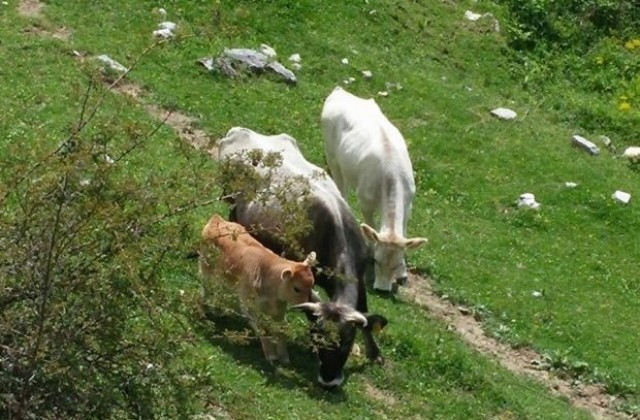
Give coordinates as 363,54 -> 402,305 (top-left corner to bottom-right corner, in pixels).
199,214 -> 315,363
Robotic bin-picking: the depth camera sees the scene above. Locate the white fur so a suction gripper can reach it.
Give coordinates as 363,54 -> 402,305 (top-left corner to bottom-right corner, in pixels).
321,87 -> 427,291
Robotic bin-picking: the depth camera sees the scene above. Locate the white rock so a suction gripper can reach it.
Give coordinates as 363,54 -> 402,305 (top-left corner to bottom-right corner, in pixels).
612,190 -> 631,204
622,147 -> 640,162
158,21 -> 177,31
260,44 -> 277,59
158,7 -> 167,17
153,28 -> 174,39
198,57 -> 215,71
572,135 -> 600,155
288,53 -> 301,63
565,182 -> 578,188
377,91 -> 389,97
348,76 -> 356,83
95,55 -> 128,73
343,79 -> 350,85
292,62 -> 302,70
341,58 -> 349,65
362,70 -> 373,79
532,291 -> 543,298
517,193 -> 540,210
491,107 -> 517,120
104,154 -> 115,164
464,10 -> 483,21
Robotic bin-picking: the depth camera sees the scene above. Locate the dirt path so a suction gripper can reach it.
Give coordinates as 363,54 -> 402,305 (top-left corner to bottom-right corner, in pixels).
17,0 -> 632,418
401,273 -> 628,419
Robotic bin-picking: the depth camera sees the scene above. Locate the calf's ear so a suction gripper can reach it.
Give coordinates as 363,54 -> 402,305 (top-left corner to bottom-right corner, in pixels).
281,268 -> 293,280
360,223 -> 380,243
403,237 -> 428,249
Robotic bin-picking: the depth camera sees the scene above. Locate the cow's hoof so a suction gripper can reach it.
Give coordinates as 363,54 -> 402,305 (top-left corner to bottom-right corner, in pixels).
370,355 -> 384,365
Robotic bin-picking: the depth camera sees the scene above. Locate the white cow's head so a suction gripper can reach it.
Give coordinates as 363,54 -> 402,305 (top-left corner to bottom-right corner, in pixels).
360,224 -> 427,292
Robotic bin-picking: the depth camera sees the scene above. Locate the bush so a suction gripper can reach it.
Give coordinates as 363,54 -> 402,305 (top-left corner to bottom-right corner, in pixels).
0,81 -> 216,419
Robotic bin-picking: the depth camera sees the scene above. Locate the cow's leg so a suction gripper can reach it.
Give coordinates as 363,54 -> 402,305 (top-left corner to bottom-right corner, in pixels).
362,329 -> 383,364
356,276 -> 383,363
275,336 -> 290,364
258,335 -> 279,363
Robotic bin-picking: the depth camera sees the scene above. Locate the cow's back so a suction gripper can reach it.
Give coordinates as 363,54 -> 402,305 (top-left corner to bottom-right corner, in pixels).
219,126 -> 370,295
321,87 -> 414,177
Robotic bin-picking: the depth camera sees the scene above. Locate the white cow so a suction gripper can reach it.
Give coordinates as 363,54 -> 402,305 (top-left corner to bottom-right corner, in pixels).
321,86 -> 427,292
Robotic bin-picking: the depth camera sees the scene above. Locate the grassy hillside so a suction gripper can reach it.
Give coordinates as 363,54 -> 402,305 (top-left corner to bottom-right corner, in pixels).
2,0 -> 639,417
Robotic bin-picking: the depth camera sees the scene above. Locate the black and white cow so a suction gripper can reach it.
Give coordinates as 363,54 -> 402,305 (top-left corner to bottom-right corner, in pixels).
219,127 -> 387,387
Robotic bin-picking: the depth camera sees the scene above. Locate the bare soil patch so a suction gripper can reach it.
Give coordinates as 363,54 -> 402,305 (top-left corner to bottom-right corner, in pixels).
401,273 -> 628,419
18,0 -> 43,18
364,381 -> 398,407
23,24 -> 71,41
109,81 -> 218,158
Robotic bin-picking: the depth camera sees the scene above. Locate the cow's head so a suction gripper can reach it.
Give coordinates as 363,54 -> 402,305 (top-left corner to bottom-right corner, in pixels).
278,252 -> 316,305
360,224 -> 427,292
294,301 -> 388,387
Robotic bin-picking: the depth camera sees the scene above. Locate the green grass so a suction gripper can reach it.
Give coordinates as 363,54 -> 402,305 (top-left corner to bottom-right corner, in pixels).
3,0 -> 640,417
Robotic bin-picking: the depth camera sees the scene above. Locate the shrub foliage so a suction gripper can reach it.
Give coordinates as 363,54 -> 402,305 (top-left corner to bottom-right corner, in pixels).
0,82 -> 215,419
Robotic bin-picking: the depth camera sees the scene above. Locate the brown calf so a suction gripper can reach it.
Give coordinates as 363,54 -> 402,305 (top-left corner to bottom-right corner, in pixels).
199,214 -> 316,363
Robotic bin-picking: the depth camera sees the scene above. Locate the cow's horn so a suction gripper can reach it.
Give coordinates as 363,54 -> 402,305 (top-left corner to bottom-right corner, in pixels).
303,251 -> 316,266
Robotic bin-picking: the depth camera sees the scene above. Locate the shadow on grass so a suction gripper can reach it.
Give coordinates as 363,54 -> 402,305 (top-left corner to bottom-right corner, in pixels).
192,303 -> 375,403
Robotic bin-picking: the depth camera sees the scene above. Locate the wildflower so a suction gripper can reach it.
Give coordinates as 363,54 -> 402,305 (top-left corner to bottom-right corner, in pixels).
625,40 -> 636,50
619,102 -> 631,111
595,56 -> 604,65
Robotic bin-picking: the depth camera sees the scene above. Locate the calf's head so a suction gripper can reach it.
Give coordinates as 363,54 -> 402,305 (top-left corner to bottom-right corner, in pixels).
278,252 -> 316,305
360,224 -> 427,292
294,301 -> 387,387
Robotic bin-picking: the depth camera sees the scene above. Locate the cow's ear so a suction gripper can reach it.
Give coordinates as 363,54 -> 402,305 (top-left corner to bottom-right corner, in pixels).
360,223 -> 380,243
365,314 -> 388,334
403,237 -> 428,249
281,268 -> 293,281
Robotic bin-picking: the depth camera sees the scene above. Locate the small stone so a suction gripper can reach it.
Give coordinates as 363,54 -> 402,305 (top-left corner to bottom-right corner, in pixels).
491,107 -> 517,120
464,10 -> 482,21
622,146 -> 640,162
377,91 -> 388,97
517,193 -> 540,210
260,44 -> 277,59
288,53 -> 301,63
612,190 -> 631,204
158,21 -> 177,31
565,182 -> 578,188
362,70 -> 373,79
95,55 -> 128,73
153,28 -> 174,39
457,306 -> 471,315
572,135 -> 600,155
341,58 -> 349,65
532,291 -> 543,298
